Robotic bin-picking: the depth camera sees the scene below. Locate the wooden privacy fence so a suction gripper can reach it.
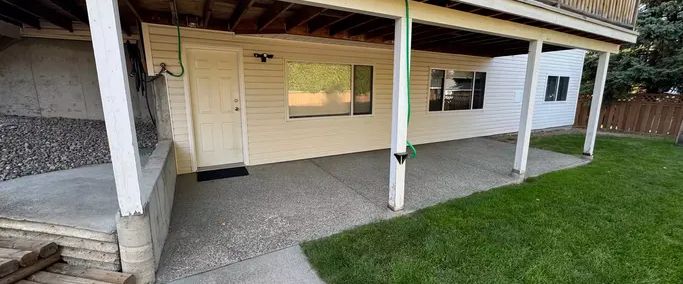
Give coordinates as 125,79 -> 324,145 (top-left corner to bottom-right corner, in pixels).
574,94 -> 683,137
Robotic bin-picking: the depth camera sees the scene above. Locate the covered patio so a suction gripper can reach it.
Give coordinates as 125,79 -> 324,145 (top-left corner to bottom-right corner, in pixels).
156,137 -> 587,282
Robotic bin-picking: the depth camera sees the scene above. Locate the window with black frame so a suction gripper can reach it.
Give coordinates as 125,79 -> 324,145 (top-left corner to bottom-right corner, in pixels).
429,69 -> 486,111
545,76 -> 570,102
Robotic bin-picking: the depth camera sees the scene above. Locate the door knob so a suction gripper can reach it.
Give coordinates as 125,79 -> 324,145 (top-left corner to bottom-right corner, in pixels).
234,107 -> 240,111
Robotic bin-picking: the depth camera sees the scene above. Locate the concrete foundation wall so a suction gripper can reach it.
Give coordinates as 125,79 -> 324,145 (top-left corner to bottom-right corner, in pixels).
0,38 -> 154,121
117,140 -> 176,283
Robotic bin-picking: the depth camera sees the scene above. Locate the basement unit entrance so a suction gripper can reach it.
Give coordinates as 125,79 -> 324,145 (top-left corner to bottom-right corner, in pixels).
188,48 -> 244,168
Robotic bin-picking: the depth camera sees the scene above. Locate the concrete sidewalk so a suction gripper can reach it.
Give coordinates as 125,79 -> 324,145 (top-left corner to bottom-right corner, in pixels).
156,138 -> 589,283
169,246 -> 323,284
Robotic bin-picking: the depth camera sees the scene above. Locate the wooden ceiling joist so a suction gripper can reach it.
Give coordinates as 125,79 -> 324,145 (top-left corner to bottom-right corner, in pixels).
364,25 -> 394,41
121,0 -> 142,23
46,0 -> 88,24
202,0 -> 215,27
3,0 -> 72,31
0,2 -> 41,29
228,0 -> 255,31
257,1 -> 294,32
308,12 -> 352,34
329,14 -> 376,36
347,18 -> 389,37
286,6 -> 325,32
0,14 -> 21,27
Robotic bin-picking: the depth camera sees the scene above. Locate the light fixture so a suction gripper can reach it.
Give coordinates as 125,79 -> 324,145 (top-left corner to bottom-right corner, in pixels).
254,53 -> 274,62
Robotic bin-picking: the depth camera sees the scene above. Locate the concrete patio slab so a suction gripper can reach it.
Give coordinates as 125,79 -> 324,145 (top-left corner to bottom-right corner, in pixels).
0,163 -> 118,233
156,138 -> 589,282
0,152 -> 153,234
156,160 -> 389,282
169,245 -> 323,284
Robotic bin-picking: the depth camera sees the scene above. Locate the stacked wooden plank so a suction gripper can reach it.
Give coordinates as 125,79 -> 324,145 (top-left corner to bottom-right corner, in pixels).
24,263 -> 134,284
0,237 -> 134,284
0,238 -> 60,284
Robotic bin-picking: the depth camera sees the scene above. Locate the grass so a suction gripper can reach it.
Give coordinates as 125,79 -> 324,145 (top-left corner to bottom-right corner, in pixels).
302,134 -> 683,283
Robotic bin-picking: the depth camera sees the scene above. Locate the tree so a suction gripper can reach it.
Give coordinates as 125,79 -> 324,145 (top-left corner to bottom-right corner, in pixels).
581,0 -> 683,100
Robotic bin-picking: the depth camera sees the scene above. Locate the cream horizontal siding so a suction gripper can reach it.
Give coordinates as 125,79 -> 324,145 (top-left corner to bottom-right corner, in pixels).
143,24 -> 585,174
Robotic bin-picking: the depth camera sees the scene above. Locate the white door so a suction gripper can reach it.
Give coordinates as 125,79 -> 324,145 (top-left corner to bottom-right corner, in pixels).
188,48 -> 244,168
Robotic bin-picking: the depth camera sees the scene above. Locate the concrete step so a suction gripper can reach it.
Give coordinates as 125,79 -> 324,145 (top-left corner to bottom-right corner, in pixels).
0,218 -> 120,272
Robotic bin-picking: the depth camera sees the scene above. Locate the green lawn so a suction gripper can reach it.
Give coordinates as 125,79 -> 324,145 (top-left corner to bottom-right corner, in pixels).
302,134 -> 683,283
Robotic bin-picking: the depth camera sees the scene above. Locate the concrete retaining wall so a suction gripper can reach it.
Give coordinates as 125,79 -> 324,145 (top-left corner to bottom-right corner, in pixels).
117,140 -> 176,283
0,38 -> 154,121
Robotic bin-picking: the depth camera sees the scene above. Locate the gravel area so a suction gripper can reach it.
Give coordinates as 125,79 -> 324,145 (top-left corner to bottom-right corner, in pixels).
0,115 -> 157,181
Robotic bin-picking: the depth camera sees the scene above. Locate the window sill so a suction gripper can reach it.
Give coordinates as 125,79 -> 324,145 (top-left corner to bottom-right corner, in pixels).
286,114 -> 375,122
425,108 -> 486,116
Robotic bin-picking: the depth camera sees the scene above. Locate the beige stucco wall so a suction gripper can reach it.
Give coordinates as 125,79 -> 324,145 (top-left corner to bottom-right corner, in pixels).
143,23 -> 585,174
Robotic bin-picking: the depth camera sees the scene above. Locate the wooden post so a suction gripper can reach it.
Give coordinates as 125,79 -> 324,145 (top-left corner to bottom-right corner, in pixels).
85,0 -> 145,216
676,121 -> 683,145
388,16 -> 411,211
584,52 -> 611,156
512,40 -> 543,178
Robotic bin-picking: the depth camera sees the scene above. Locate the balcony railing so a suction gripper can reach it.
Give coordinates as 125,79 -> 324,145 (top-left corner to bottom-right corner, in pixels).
535,0 -> 640,29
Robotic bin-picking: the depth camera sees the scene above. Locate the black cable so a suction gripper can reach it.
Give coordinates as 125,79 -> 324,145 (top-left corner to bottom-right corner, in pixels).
126,41 -> 157,129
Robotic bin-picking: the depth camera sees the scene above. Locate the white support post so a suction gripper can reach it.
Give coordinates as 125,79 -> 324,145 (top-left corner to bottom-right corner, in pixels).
512,40 -> 543,178
583,52 -> 611,156
388,16 -> 411,211
86,0 -> 145,216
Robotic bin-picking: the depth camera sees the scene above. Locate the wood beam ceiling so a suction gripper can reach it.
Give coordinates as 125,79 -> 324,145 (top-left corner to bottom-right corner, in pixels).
0,14 -> 22,27
228,0 -> 255,31
286,6 -> 325,32
308,12 -> 352,34
329,14 -> 376,36
202,0 -> 215,27
0,1 -> 41,29
3,0 -> 72,31
257,1 -> 294,32
46,0 -> 88,24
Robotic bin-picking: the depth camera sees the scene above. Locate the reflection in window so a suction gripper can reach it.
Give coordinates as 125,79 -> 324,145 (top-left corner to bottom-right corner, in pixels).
429,69 -> 486,111
557,77 -> 569,101
473,72 -> 486,109
353,65 -> 373,115
545,76 -> 559,101
429,69 -> 445,111
287,62 -> 373,118
444,71 -> 473,110
545,76 -> 570,102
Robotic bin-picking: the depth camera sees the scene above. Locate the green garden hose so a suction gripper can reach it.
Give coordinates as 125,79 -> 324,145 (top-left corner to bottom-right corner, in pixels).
162,1 -> 185,78
405,0 -> 417,158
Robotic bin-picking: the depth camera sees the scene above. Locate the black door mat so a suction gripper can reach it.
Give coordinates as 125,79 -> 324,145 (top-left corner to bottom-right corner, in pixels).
197,167 -> 249,182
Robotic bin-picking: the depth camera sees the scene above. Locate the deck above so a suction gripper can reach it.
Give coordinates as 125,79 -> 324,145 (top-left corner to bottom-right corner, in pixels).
532,0 -> 639,29
4,0 -> 638,57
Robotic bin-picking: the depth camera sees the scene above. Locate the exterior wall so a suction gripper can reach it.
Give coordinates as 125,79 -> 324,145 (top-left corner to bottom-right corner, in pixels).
143,24 -> 585,174
0,38 -> 154,121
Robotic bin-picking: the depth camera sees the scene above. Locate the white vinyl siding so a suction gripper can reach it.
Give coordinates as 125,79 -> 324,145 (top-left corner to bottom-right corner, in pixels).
143,24 -> 585,174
